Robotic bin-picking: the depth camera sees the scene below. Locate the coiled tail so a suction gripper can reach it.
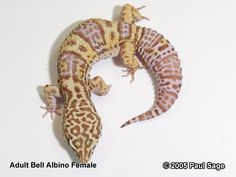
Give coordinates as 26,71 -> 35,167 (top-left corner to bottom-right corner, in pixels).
121,28 -> 182,128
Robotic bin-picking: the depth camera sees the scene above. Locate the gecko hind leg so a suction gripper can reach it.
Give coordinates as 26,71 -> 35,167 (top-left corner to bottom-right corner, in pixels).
40,84 -> 63,119
89,76 -> 111,96
120,41 -> 142,83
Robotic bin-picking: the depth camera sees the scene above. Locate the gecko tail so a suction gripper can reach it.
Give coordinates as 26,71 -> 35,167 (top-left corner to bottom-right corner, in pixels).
120,106 -> 162,128
120,117 -> 141,128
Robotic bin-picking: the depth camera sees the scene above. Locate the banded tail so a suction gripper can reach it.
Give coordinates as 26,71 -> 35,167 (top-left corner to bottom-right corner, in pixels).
121,28 -> 182,128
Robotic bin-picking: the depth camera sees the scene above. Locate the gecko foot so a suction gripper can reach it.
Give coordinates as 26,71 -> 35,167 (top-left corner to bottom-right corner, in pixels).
122,68 -> 135,83
121,64 -> 145,83
40,105 -> 62,119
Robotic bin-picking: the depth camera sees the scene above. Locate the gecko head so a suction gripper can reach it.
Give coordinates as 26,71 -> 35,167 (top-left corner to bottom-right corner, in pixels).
67,134 -> 100,163
121,4 -> 149,24
64,116 -> 102,163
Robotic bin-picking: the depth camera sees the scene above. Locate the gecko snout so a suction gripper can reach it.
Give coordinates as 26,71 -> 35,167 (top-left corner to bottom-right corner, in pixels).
76,149 -> 93,163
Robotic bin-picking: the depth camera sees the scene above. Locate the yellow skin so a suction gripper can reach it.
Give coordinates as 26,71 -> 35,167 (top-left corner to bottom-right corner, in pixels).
41,4 -> 148,163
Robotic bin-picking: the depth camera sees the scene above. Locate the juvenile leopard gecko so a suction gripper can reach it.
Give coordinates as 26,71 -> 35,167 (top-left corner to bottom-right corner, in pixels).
41,4 -> 182,163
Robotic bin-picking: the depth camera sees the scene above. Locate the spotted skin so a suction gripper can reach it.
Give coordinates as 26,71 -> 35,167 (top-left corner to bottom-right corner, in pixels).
41,3 -> 182,162
42,18 -> 121,163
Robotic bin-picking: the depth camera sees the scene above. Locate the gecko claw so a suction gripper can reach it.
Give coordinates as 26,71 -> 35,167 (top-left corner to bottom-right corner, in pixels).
40,105 -> 62,119
122,69 -> 130,77
137,5 -> 146,10
142,16 -> 149,21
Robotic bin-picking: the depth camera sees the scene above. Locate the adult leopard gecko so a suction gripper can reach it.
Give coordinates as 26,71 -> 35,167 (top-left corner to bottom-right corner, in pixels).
41,4 -> 182,163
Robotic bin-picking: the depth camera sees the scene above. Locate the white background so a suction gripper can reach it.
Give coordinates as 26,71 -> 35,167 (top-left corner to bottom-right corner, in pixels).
0,0 -> 236,176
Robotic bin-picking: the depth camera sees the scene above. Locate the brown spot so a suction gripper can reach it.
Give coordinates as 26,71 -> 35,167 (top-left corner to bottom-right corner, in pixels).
157,101 -> 167,112
71,125 -> 80,136
82,123 -> 89,130
80,107 -> 92,112
154,52 -> 158,56
161,100 -> 167,105
71,99 -> 77,108
154,109 -> 159,115
72,118 -> 81,124
164,95 -> 169,100
139,114 -> 145,120
170,98 -> 175,104
105,20 -> 112,27
89,125 -> 95,132
150,35 -> 163,48
62,86 -> 73,100
87,113 -> 95,120
159,74 -> 182,80
79,45 -> 87,52
149,57 -> 158,67
72,75 -> 79,83
158,44 -> 169,51
77,94 -> 83,99
66,40 -> 76,45
165,91 -> 178,99
75,86 -> 80,93
145,111 -> 152,117
73,138 -> 83,149
159,81 -> 170,87
76,113 -> 85,117
79,99 -> 88,107
147,48 -> 154,54
163,70 -> 173,74
110,32 -> 115,40
172,84 -> 179,89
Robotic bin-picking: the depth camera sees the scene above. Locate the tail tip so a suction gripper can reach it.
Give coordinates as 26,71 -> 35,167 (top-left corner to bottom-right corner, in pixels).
120,123 -> 126,128
120,118 -> 137,128
120,122 -> 129,128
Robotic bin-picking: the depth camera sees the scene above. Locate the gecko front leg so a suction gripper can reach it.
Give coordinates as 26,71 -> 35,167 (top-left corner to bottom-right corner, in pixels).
89,76 -> 111,96
41,84 -> 63,119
